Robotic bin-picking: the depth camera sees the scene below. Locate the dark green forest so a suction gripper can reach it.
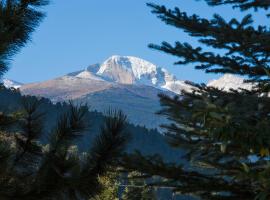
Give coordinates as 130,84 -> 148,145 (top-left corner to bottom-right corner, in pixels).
0,87 -> 183,160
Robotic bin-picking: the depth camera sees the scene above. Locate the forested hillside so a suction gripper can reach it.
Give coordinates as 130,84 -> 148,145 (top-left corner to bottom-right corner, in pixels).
0,86 -> 184,162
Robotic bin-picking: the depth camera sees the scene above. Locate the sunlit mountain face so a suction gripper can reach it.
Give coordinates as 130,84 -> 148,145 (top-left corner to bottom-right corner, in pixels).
4,55 -> 247,129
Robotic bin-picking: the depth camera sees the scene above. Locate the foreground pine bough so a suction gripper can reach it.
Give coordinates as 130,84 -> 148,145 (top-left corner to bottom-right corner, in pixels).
0,1 -> 129,199
0,95 -> 129,199
120,1 -> 270,200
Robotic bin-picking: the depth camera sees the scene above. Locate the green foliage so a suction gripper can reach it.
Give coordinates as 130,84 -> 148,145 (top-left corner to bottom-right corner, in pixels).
121,1 -> 270,200
0,101 -> 129,200
147,3 -> 270,80
122,171 -> 156,200
203,0 -> 270,11
0,0 -> 48,77
91,172 -> 119,200
0,1 -> 130,199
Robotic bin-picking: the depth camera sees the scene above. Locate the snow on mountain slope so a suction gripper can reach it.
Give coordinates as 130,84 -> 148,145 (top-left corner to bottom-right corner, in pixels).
19,56 -> 193,129
19,56 -> 255,129
66,64 -> 100,76
76,70 -> 105,81
207,74 -> 253,91
95,55 -> 191,93
20,55 -> 194,104
162,80 -> 194,94
97,55 -> 161,84
2,79 -> 23,89
18,56 -> 253,99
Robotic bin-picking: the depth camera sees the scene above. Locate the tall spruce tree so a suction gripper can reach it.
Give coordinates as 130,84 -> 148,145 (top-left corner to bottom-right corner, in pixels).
121,1 -> 270,199
0,1 -> 130,199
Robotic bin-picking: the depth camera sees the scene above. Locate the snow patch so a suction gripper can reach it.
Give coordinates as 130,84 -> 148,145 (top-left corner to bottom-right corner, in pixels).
207,74 -> 253,91
2,79 -> 23,89
76,70 -> 104,81
96,55 -> 191,93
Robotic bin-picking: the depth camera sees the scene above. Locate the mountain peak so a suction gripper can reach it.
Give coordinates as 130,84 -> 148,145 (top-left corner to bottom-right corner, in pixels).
96,55 -> 179,88
2,79 -> 23,89
64,55 -> 190,94
97,55 -> 158,82
207,74 -> 253,91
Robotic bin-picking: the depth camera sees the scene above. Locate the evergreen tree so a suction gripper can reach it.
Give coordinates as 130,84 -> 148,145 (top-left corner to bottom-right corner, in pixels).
0,99 -> 129,199
0,1 -> 130,199
121,1 -> 270,199
0,0 -> 48,77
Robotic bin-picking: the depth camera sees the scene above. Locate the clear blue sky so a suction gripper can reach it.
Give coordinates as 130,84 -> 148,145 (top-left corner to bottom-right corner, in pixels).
5,0 -> 268,83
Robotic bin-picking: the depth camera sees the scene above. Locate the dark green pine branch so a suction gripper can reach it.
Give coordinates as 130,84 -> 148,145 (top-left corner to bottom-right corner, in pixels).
128,3 -> 270,195
203,0 -> 270,11
159,85 -> 270,155
14,96 -> 44,163
78,110 -> 129,199
147,3 -> 270,79
0,1 -> 130,198
9,107 -> 130,200
0,0 -> 48,77
149,41 -> 270,77
27,103 -> 89,200
120,152 -> 255,200
121,81 -> 270,199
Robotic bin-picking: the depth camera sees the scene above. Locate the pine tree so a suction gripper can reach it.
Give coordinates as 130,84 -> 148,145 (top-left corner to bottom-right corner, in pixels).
0,1 -> 130,199
0,98 -> 129,199
121,1 -> 270,199
0,0 -> 48,77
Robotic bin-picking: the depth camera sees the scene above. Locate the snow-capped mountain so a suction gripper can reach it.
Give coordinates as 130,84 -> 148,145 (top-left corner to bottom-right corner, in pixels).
21,55 -> 187,128
2,79 -> 23,89
97,55 -> 168,85
19,55 -> 251,128
74,55 -> 192,94
207,74 -> 253,91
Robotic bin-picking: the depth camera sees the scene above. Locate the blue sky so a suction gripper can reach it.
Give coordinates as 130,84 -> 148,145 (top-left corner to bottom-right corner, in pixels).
5,0 -> 268,83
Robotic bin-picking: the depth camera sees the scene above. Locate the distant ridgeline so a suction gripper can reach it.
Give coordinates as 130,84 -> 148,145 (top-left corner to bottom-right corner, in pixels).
0,86 -> 184,163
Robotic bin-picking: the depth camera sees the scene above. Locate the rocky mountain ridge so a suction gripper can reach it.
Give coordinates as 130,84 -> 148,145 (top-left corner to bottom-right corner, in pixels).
2,55 -> 251,129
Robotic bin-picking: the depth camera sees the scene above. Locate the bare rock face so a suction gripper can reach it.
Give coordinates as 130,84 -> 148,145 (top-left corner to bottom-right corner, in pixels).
21,76 -> 112,102
97,56 -> 136,84
97,55 -> 196,94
